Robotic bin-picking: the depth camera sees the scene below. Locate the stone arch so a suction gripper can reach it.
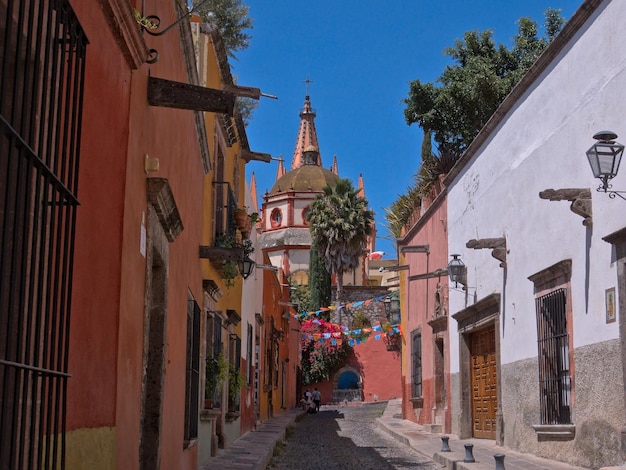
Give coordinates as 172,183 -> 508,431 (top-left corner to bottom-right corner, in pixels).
331,366 -> 363,403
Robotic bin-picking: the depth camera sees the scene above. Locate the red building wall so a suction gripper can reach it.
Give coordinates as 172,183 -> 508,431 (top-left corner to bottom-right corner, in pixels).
308,336 -> 402,406
352,338 -> 402,402
398,181 -> 451,432
67,2 -> 205,469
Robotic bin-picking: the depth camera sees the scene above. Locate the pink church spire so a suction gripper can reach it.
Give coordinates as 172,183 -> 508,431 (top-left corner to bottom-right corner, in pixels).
330,154 -> 339,175
357,173 -> 365,198
291,82 -> 322,169
275,155 -> 286,181
250,171 -> 259,214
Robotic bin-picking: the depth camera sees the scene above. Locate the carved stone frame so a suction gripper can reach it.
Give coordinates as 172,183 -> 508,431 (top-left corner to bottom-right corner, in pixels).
452,293 -> 503,443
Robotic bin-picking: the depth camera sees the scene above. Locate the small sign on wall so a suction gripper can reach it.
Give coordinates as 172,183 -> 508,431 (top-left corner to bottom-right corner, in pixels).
606,287 -> 616,323
140,211 -> 147,258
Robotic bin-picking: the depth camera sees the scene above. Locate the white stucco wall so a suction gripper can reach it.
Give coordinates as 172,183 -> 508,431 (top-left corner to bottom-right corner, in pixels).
447,0 -> 625,372
293,197 -> 314,225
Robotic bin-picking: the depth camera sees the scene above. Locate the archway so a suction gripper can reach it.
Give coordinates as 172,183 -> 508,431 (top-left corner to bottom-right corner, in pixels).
338,370 -> 359,390
332,366 -> 362,403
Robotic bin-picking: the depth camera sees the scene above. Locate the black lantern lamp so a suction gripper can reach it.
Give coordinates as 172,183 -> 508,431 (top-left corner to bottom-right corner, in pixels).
383,295 -> 401,324
586,131 -> 626,200
448,254 -> 466,288
239,255 -> 255,279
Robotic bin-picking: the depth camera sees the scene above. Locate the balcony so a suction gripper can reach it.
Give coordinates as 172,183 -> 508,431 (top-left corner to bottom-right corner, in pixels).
199,181 -> 246,283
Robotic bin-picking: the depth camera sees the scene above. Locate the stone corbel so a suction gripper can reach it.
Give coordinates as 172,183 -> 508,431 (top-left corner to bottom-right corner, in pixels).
538,188 -> 592,226
466,238 -> 507,267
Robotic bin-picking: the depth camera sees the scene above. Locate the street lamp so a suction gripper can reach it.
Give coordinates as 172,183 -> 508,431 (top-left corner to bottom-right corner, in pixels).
239,256 -> 255,279
586,131 -> 626,200
383,295 -> 401,324
447,254 -> 466,288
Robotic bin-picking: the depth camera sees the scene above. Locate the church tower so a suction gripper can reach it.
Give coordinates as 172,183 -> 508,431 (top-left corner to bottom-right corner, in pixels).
258,93 -> 375,286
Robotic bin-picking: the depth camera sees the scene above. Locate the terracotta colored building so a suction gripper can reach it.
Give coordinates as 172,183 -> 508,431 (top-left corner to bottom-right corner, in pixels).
396,179 -> 452,433
0,2 -> 281,469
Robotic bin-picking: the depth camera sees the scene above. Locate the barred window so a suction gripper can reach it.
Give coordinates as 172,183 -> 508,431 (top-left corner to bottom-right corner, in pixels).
246,323 -> 253,385
535,289 -> 571,424
0,1 -> 87,468
412,331 -> 422,397
184,298 -> 200,442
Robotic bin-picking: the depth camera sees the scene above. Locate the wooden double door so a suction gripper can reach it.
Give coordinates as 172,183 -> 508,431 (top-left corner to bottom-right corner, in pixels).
470,325 -> 497,439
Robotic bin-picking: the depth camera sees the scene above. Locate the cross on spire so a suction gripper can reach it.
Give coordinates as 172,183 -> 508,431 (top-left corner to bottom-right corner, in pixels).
302,75 -> 313,96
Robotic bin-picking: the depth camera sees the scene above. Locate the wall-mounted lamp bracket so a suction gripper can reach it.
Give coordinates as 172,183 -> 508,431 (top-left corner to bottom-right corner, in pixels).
381,265 -> 410,272
139,0 -> 211,37
408,269 -> 448,282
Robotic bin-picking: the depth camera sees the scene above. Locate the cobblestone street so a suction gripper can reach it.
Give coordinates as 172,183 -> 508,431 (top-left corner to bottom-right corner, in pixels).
267,403 -> 439,469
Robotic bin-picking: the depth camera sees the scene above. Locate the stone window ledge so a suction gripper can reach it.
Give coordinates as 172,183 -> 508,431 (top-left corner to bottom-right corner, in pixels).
409,397 -> 424,408
532,424 -> 575,441
200,409 -> 221,421
226,411 -> 240,422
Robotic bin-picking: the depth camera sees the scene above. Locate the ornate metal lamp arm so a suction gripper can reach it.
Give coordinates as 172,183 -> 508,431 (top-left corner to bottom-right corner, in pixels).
140,0 -> 212,37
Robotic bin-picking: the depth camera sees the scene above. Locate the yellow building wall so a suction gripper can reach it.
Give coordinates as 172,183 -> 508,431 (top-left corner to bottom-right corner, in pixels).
65,427 -> 115,470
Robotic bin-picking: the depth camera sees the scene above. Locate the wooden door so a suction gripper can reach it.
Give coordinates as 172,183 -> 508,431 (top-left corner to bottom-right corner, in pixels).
470,326 -> 497,439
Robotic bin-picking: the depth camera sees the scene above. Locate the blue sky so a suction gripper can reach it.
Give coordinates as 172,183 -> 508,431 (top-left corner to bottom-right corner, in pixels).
235,1 -> 581,258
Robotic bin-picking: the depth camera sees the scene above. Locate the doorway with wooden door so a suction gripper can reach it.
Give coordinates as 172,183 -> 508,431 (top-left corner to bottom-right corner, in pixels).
452,293 -> 502,443
470,325 -> 497,439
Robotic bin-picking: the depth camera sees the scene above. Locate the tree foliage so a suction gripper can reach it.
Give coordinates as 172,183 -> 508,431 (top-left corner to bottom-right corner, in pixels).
308,239 -> 332,318
301,319 -> 352,385
194,0 -> 253,59
289,282 -> 312,314
403,9 -> 564,156
306,178 -> 374,304
387,9 -> 565,238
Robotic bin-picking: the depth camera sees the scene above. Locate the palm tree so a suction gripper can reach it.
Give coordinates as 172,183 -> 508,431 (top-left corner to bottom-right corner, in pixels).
307,178 -> 374,304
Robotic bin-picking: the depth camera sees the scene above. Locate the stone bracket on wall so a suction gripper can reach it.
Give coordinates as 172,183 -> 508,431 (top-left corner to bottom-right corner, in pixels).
539,188 -> 592,226
466,237 -> 507,267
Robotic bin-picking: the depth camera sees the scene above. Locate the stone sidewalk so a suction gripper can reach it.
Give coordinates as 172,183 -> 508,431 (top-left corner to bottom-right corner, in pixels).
376,399 -> 590,470
199,409 -> 303,470
200,399 -> 611,469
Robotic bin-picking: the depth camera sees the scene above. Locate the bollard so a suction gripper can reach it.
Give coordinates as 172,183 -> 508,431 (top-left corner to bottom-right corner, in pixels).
494,453 -> 505,470
463,443 -> 475,463
440,436 -> 451,452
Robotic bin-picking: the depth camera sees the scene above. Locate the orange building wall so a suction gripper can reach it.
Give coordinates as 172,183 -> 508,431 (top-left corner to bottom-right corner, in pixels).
67,1 -> 130,434
67,2 -> 206,469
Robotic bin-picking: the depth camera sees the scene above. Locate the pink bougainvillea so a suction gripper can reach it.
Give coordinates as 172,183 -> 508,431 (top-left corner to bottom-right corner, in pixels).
300,319 -> 352,385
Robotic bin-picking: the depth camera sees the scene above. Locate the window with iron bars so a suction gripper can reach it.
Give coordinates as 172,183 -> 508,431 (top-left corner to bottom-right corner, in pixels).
0,1 -> 87,468
184,298 -> 201,443
412,331 -> 422,397
535,289 -> 572,425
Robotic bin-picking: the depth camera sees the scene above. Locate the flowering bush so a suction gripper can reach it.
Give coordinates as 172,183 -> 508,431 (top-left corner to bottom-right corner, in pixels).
301,318 -> 352,385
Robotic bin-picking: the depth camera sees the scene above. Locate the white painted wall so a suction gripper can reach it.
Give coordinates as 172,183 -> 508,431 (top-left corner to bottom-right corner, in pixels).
447,0 -> 625,372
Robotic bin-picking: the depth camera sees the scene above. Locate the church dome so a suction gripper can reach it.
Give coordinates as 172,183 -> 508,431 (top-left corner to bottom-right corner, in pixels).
269,165 -> 340,194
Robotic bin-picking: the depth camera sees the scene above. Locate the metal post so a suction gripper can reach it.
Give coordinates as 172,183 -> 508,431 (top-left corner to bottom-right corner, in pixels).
494,454 -> 505,470
441,436 -> 451,452
463,443 -> 475,463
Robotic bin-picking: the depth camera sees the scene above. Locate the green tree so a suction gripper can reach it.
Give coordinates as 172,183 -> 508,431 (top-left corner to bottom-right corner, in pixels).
194,0 -> 253,59
307,178 -> 374,304
388,9 -> 566,237
308,239 -> 331,319
289,282 -> 312,314
403,9 -> 565,156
